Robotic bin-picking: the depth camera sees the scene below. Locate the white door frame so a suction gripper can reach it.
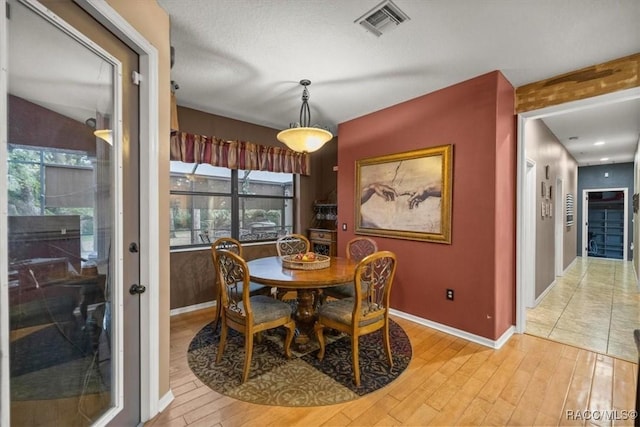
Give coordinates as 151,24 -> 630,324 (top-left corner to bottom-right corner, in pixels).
582,187 -> 628,261
0,6 -> 8,426
516,86 -> 640,334
78,1 -> 161,422
555,178 -> 564,276
582,190 -> 594,258
0,0 -> 160,425
523,159 -> 536,310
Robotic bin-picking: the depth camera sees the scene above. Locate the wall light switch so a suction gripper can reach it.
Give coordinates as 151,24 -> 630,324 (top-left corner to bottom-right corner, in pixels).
342,223 -> 347,231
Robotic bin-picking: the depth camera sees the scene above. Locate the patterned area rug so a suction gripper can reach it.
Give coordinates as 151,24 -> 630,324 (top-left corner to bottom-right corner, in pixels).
187,319 -> 412,406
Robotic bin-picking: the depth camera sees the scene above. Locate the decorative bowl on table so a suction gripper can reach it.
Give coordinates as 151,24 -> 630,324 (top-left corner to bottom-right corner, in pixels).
281,253 -> 330,270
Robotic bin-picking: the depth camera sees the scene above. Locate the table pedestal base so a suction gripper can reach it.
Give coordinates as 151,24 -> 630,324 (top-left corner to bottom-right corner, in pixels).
292,288 -> 320,352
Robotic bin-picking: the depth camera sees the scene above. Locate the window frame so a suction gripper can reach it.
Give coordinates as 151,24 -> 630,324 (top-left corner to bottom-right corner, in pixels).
169,166 -> 296,249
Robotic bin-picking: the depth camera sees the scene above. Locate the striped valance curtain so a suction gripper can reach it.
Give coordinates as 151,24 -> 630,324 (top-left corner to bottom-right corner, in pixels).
170,131 -> 310,176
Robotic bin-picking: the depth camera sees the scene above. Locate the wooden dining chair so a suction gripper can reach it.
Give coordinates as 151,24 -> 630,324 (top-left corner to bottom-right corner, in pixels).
314,250 -> 397,386
275,233 -> 311,300
323,236 -> 378,301
210,237 -> 271,330
215,249 -> 295,383
275,233 -> 310,257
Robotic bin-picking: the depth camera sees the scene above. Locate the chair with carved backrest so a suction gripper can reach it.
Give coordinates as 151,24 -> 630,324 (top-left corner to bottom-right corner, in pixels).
210,237 -> 271,330
322,236 -> 378,301
314,250 -> 397,386
215,249 -> 295,383
274,234 -> 311,300
275,233 -> 310,257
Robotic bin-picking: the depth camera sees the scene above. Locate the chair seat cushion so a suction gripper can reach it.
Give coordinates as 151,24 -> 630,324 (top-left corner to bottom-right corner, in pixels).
324,283 -> 355,298
229,281 -> 270,298
247,281 -> 270,295
317,297 -> 382,327
247,295 -> 292,324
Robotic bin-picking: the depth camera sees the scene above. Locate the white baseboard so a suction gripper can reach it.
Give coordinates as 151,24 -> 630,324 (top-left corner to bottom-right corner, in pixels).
390,308 -> 515,349
170,301 -> 215,316
564,257 -> 577,274
530,257 -> 578,308
534,278 -> 555,307
172,302 -> 516,348
158,389 -> 175,413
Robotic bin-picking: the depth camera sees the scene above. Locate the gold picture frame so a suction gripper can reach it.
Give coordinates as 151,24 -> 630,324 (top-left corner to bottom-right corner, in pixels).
355,144 -> 453,243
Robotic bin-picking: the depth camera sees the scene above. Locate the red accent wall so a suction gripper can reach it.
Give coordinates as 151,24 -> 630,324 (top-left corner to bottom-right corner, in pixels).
337,71 -> 516,340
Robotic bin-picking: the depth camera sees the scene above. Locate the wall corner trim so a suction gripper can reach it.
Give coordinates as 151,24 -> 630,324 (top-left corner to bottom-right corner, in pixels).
158,390 -> 175,413
389,309 -> 515,349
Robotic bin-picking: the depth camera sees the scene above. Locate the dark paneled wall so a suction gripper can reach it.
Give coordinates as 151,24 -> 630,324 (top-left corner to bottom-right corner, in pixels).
9,95 -> 96,153
170,243 -> 277,310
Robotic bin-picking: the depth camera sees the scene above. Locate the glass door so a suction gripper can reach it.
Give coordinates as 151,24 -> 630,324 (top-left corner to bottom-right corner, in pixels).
4,0 -> 140,424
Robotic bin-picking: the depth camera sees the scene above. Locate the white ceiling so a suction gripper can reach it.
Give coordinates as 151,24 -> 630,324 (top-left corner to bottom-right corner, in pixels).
159,0 -> 640,166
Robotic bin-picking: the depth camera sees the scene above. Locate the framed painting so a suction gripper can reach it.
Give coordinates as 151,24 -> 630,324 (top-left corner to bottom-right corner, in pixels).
355,144 -> 453,243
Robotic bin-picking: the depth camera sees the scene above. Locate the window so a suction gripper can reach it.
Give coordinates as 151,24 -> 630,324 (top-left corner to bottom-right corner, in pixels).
7,144 -> 97,260
170,161 -> 294,248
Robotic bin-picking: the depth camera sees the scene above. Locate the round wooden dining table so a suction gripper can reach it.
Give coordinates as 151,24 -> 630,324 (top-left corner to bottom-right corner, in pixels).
247,255 -> 357,351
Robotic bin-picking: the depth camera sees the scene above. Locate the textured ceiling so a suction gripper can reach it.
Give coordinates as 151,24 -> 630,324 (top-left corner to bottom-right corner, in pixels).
6,1 -> 640,167
159,0 -> 640,166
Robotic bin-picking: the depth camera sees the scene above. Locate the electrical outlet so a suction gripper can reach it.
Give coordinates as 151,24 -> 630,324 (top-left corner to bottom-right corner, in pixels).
446,289 -> 454,300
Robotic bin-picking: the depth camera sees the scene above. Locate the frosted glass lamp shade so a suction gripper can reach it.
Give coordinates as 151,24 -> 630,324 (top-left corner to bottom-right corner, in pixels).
276,127 -> 333,153
94,129 -> 113,145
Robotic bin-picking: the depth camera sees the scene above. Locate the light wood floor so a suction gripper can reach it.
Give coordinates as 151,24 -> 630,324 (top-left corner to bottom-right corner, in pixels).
146,307 -> 638,427
526,257 -> 640,362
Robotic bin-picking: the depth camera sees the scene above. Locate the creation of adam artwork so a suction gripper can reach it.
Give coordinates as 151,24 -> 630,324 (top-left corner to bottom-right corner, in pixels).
355,144 -> 453,244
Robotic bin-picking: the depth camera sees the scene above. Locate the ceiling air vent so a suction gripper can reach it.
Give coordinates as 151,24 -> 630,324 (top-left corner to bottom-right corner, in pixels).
355,0 -> 410,37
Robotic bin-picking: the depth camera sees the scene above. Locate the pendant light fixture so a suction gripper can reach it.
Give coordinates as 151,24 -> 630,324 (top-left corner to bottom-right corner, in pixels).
277,79 -> 333,153
93,129 -> 113,145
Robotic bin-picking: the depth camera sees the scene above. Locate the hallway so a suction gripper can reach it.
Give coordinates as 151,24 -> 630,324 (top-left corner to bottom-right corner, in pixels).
526,257 -> 640,362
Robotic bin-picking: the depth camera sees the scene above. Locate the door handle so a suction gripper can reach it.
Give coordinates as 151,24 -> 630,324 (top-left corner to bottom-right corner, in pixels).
129,284 -> 146,295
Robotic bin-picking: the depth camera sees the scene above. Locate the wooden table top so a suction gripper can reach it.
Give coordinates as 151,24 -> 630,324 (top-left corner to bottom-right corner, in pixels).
247,256 -> 357,289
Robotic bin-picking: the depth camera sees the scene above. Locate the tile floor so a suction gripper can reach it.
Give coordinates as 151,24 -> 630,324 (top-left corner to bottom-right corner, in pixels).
526,256 -> 640,363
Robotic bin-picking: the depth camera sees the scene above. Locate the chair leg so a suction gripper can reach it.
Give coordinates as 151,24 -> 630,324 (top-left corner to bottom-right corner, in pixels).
283,320 -> 295,359
383,321 -> 394,368
216,317 -> 228,364
352,335 -> 360,387
212,289 -> 222,331
317,290 -> 328,306
314,322 -> 326,360
242,332 -> 254,383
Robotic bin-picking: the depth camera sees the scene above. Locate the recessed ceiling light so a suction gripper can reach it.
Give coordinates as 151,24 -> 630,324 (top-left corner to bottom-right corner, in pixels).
600,157 -> 609,161
594,141 -> 605,146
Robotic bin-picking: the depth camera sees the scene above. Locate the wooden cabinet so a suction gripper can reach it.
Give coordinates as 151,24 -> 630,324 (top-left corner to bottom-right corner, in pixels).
309,228 -> 337,256
309,203 -> 337,256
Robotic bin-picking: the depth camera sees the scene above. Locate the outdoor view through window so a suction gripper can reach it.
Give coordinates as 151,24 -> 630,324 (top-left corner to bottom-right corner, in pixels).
170,161 -> 294,247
